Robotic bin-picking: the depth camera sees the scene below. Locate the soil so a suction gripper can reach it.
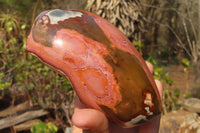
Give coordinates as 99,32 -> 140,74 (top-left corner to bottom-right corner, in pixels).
163,65 -> 200,100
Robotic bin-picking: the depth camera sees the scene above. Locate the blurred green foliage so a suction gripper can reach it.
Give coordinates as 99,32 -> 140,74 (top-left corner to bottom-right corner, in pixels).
183,93 -> 191,99
0,7 -> 73,109
147,53 -> 173,85
146,53 -> 182,112
31,122 -> 58,133
0,72 -> 11,90
0,7 -> 74,130
163,88 -> 181,112
0,1 -> 198,131
0,0 -> 52,18
135,40 -> 143,50
181,58 -> 191,68
0,13 -> 19,33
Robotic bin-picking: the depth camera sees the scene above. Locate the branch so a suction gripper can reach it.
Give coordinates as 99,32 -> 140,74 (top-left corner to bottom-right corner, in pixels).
31,0 -> 41,24
182,18 -> 193,53
154,20 -> 193,59
0,109 -> 48,130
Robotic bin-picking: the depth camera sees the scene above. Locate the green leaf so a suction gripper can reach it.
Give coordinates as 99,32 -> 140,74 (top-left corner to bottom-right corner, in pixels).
31,122 -> 47,133
9,38 -> 17,45
21,23 -> 26,30
0,39 -> 3,48
47,123 -> 58,133
164,73 -> 173,85
181,58 -> 190,67
31,122 -> 58,133
173,89 -> 180,98
184,93 -> 190,99
135,40 -> 143,49
44,84 -> 51,90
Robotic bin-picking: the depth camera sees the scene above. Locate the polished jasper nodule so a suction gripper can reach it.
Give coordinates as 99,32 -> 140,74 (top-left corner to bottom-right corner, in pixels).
26,9 -> 161,128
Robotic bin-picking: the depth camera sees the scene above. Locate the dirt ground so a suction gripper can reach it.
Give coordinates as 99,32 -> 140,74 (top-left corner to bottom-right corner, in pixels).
163,65 -> 200,100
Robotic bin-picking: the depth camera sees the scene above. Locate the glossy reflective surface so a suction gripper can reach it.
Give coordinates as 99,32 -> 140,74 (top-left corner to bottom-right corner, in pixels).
26,9 -> 161,128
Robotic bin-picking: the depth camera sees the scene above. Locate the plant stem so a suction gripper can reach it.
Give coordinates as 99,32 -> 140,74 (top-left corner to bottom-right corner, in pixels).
31,0 -> 41,25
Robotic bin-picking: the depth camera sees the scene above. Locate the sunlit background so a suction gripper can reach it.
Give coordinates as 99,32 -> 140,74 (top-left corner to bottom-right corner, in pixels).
0,0 -> 199,133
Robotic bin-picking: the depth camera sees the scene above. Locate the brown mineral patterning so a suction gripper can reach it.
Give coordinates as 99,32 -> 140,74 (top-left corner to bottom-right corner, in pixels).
26,9 -> 161,128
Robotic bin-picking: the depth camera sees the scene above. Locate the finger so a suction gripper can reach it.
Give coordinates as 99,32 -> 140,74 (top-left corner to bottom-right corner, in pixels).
145,61 -> 163,98
155,79 -> 163,98
72,125 -> 82,133
145,61 -> 154,74
73,96 -> 109,132
72,107 -> 109,133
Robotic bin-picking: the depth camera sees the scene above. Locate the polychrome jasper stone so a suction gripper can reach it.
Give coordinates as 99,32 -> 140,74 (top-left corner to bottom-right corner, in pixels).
26,9 -> 161,128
